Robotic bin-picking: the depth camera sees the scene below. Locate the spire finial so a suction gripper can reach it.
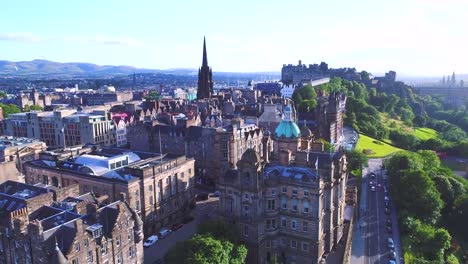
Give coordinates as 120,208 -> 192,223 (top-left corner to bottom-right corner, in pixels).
202,36 -> 208,67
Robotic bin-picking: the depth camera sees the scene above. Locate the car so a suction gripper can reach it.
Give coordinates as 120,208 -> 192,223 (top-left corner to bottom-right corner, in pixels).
183,216 -> 195,224
196,193 -> 209,201
389,260 -> 396,264
143,235 -> 159,248
370,181 -> 375,186
377,184 -> 383,191
384,187 -> 388,194
370,172 -> 376,178
171,223 -> 184,231
210,191 -> 221,198
384,201 -> 390,207
385,207 -> 391,215
384,196 -> 390,202
389,250 -> 397,260
386,219 -> 392,226
370,186 -> 376,192
386,225 -> 392,234
387,238 -> 395,249
158,228 -> 172,238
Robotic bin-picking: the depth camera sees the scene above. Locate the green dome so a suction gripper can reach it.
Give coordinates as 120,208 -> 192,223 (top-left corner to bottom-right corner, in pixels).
275,121 -> 301,138
275,104 -> 300,139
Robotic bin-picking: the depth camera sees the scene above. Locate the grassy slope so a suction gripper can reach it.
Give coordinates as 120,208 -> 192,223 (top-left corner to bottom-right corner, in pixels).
413,127 -> 438,140
356,134 -> 404,158
379,113 -> 439,141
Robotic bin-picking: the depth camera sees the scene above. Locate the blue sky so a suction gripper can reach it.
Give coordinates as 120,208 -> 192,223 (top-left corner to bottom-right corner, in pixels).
0,0 -> 467,76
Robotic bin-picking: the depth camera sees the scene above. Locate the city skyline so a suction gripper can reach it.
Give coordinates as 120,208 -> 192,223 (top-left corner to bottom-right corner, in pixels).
1,0 -> 467,76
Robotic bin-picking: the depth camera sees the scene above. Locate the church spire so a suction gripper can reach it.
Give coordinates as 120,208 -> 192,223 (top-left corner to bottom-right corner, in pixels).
197,37 -> 213,99
202,36 -> 208,67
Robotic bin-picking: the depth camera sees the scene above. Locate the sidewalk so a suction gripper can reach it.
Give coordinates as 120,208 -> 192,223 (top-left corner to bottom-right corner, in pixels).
350,167 -> 369,264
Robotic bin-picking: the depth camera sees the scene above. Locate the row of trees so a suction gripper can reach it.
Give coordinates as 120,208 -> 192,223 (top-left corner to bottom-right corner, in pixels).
385,151 -> 468,263
166,220 -> 247,264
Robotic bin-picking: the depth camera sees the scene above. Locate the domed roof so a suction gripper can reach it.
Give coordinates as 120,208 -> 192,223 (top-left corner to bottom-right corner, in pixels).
241,148 -> 261,163
274,104 -> 300,139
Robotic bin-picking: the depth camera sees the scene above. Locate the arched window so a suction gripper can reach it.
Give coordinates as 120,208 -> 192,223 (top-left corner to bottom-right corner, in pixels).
51,177 -> 59,187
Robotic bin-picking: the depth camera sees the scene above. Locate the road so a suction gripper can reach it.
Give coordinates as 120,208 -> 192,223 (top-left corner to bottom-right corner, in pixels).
143,194 -> 219,264
351,158 -> 404,264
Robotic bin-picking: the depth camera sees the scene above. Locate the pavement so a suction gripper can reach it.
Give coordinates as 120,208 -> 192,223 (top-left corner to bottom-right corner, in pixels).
143,194 -> 219,264
350,158 -> 404,264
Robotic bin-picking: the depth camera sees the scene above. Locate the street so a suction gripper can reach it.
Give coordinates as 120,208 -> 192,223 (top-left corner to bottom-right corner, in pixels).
143,194 -> 219,264
351,158 -> 404,264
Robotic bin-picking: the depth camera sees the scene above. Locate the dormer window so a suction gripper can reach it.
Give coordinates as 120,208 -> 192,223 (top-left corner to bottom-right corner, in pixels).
87,224 -> 103,239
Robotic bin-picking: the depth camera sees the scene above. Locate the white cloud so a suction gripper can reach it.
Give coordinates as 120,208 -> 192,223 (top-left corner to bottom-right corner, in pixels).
0,32 -> 40,43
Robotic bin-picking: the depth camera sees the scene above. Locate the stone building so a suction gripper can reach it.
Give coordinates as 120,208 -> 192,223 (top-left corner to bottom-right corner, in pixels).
127,118 -> 268,186
217,106 -> 348,264
0,136 -> 46,182
0,180 -> 144,264
15,88 -> 52,110
22,145 -> 196,236
3,109 -> 117,149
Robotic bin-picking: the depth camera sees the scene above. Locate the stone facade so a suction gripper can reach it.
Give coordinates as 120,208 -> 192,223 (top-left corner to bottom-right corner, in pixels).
0,180 -> 144,264
127,118 -> 269,186
22,146 -> 195,237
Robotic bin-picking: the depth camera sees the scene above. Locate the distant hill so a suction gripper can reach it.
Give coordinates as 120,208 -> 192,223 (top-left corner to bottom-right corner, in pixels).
0,60 -> 280,79
0,59 -> 163,77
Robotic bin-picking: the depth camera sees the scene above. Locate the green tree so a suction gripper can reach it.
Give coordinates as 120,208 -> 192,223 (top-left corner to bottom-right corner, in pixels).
346,149 -> 369,172
394,169 -> 443,224
166,234 -> 247,264
0,103 -> 21,118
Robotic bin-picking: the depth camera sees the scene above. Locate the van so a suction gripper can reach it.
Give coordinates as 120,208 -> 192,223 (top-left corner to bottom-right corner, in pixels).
158,228 -> 172,238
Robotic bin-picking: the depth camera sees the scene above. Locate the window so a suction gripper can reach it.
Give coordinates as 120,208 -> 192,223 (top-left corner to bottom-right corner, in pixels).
244,206 -> 250,217
292,189 -> 298,195
282,187 -> 287,193
303,201 -> 310,213
101,243 -> 108,255
149,196 -> 154,205
84,238 -> 89,247
244,225 -> 249,237
117,252 -> 123,264
87,251 -> 93,263
281,218 -> 287,228
75,242 -> 80,252
267,199 -> 276,211
271,219 -> 276,229
291,240 -> 297,248
291,220 -> 296,230
149,185 -> 153,192
292,199 -> 298,211
304,190 -> 309,197
72,259 -> 79,264
266,220 -> 271,230
128,246 -> 134,257
128,229 -> 132,240
302,242 -> 309,251
271,189 -> 276,195
303,221 -> 308,232
281,197 -> 287,209
266,241 -> 271,248
244,193 -> 249,199
281,239 -> 287,246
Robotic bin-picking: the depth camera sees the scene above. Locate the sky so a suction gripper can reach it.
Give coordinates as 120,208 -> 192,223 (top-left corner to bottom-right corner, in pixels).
0,0 -> 467,76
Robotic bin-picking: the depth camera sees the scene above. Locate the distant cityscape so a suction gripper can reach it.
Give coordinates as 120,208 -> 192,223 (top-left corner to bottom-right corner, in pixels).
0,37 -> 467,264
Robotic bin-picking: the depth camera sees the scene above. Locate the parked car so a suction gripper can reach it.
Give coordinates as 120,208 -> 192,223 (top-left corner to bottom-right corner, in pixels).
389,250 -> 397,260
384,201 -> 390,207
385,207 -> 391,215
384,196 -> 390,202
386,219 -> 392,226
196,193 -> 209,201
387,238 -> 395,249
386,225 -> 392,234
210,191 -> 221,198
377,184 -> 383,191
370,172 -> 376,178
389,260 -> 396,264
143,235 -> 159,248
158,228 -> 172,238
171,223 -> 184,231
384,187 -> 388,194
370,186 -> 376,192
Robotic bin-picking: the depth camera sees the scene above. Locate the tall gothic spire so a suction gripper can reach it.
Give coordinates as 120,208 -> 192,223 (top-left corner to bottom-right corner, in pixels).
202,36 -> 208,67
197,37 -> 213,99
